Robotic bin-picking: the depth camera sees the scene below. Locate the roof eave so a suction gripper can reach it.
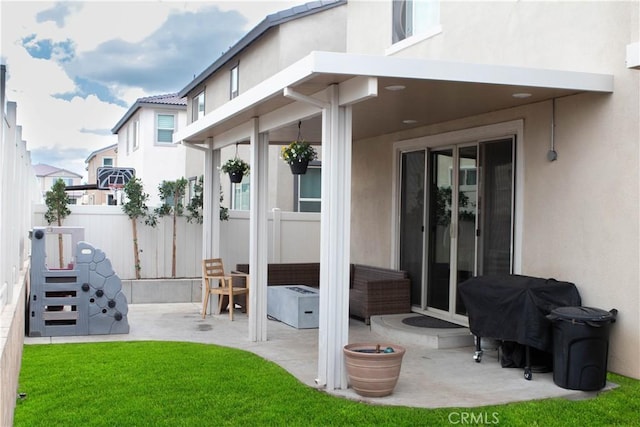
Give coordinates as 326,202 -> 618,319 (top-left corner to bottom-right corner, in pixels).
112,100 -> 187,134
111,101 -> 141,134
174,51 -> 614,145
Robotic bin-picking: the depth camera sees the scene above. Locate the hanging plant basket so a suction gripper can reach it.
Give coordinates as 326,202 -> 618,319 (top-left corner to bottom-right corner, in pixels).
289,160 -> 309,175
220,156 -> 249,183
281,138 -> 317,175
229,171 -> 244,183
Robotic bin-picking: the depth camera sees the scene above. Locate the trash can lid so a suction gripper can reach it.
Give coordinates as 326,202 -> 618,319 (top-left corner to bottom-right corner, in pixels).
550,306 -> 617,323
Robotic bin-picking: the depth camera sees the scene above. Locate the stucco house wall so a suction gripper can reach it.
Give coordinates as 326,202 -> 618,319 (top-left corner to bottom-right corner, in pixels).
115,101 -> 195,206
174,0 -> 638,380
33,164 -> 83,204
85,144 -> 117,205
347,0 -> 639,378
187,5 -> 346,121
188,5 -> 343,212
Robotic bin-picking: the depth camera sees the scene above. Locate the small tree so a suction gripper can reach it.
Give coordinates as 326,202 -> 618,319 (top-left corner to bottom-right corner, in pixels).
186,176 -> 204,224
44,179 -> 71,268
121,177 -> 151,279
153,178 -> 188,278
185,175 -> 229,223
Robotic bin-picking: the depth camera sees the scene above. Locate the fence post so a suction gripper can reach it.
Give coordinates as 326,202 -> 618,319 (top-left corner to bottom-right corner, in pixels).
272,208 -> 281,263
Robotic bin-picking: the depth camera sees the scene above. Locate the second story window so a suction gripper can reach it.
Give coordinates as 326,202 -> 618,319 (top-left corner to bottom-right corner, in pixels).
53,177 -> 74,187
193,91 -> 205,121
157,114 -> 176,144
230,64 -> 239,99
102,157 -> 114,167
392,0 -> 440,44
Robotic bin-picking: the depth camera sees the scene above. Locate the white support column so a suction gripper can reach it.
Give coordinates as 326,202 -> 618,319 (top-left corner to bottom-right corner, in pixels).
202,138 -> 221,310
249,119 -> 269,342
317,84 -> 352,390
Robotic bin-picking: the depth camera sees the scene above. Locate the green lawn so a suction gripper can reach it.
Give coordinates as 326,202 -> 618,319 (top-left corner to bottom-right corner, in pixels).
14,341 -> 640,426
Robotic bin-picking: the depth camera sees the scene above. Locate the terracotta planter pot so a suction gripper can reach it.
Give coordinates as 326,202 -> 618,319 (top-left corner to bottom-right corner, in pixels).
343,343 -> 406,397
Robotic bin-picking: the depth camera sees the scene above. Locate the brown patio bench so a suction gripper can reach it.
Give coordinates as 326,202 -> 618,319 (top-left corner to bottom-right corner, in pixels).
234,262 -> 411,324
234,263 -> 320,288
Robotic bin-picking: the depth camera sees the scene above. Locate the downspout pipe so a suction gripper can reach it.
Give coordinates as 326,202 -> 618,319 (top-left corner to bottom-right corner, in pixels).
547,99 -> 558,161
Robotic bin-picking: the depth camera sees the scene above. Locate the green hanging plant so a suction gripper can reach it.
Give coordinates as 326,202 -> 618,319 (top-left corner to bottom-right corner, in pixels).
280,140 -> 318,165
220,158 -> 250,175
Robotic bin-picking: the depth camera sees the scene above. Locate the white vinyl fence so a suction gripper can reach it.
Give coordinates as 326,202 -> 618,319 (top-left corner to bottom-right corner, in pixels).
0,106 -> 40,308
1,66 -> 43,426
31,205 -> 321,280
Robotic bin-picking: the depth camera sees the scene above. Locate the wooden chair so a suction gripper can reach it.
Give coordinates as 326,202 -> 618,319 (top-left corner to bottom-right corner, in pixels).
201,258 -> 249,321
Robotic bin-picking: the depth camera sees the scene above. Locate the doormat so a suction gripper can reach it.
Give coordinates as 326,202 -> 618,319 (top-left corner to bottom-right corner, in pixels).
401,315 -> 465,329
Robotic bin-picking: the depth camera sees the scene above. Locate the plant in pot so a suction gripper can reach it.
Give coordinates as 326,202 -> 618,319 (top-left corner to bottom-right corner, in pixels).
281,140 -> 318,175
220,158 -> 250,183
343,343 -> 406,397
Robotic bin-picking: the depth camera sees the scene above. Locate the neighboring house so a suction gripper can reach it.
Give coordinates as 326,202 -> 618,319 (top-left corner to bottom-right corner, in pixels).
84,143 -> 117,205
33,163 -> 83,204
111,93 -> 202,206
173,0 -> 640,388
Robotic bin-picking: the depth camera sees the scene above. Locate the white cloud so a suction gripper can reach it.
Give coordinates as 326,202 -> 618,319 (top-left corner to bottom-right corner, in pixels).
1,0 -> 309,177
216,0 -> 301,29
61,2 -> 177,53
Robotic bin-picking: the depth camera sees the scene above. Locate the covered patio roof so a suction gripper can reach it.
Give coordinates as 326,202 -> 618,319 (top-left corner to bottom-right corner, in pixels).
174,51 -> 614,392
174,51 -> 613,147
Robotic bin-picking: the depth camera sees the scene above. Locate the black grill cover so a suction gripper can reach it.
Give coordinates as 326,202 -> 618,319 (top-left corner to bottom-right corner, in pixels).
459,275 -> 581,352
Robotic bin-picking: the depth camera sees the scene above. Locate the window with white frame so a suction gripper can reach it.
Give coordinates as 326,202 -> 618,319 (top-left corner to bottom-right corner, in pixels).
52,177 -> 74,187
231,178 -> 250,211
392,0 -> 440,44
156,113 -> 176,144
188,177 -> 197,202
296,165 -> 321,212
102,157 -> 114,167
193,91 -> 205,122
131,120 -> 139,150
230,64 -> 239,99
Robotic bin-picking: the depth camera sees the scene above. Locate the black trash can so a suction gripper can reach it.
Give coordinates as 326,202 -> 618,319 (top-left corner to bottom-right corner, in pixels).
547,306 -> 617,391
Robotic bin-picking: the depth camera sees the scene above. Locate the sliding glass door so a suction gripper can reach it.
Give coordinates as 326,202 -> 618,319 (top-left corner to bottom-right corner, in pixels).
399,138 -> 514,319
399,151 -> 426,306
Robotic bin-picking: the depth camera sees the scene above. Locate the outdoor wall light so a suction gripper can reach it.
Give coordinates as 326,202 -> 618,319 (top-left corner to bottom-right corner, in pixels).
512,92 -> 532,99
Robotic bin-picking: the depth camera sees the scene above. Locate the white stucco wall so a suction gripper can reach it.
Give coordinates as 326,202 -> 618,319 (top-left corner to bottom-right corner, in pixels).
116,107 -> 188,206
352,89 -> 638,378
188,5 -> 347,120
347,1 -> 636,74
346,0 -> 639,380
173,0 -> 640,379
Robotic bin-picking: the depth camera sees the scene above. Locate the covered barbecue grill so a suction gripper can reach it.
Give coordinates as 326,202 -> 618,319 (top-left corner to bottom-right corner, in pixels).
458,274 -> 581,379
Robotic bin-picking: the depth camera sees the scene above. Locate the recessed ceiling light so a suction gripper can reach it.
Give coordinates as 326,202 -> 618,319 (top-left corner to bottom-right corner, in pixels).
512,92 -> 532,99
385,85 -> 406,91
402,119 -> 417,124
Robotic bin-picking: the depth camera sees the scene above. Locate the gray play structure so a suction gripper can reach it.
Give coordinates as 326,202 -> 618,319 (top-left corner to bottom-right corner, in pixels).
28,226 -> 130,337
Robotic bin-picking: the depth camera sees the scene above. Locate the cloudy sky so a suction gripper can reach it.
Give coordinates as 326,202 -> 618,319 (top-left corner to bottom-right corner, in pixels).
1,0 -> 300,180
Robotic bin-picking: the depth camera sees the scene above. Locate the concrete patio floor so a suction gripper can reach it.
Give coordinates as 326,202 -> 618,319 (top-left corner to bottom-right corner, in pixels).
24,302 -> 615,409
